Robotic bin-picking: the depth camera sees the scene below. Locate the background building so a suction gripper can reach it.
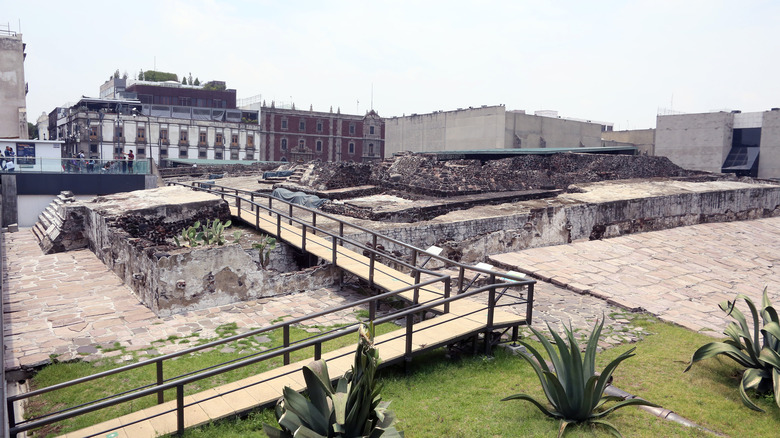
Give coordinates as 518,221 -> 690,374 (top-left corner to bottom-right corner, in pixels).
261,104 -> 384,163
384,105 -> 612,155
655,109 -> 780,179
0,29 -> 27,139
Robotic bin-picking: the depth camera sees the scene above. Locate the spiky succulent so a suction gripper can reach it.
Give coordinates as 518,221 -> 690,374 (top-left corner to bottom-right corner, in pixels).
685,289 -> 780,411
264,324 -> 403,437
503,318 -> 657,437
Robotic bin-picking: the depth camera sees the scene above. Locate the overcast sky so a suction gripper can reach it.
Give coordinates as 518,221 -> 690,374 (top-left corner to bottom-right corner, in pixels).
5,0 -> 779,130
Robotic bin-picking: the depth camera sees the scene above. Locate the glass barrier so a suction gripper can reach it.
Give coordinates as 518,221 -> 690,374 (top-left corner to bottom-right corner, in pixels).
0,157 -> 151,175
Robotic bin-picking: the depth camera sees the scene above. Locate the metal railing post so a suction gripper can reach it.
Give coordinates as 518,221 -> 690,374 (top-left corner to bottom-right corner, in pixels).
526,283 -> 535,325
268,197 -> 273,216
236,197 -> 241,218
176,384 -> 185,435
7,400 -> 14,431
311,212 -> 317,235
458,267 -> 465,294
410,250 -> 418,275
444,279 -> 451,314
413,270 -> 421,304
301,225 -> 307,252
288,204 -> 293,225
251,193 -> 255,212
485,274 -> 496,356
332,236 -> 338,264
369,300 -> 376,321
315,343 -> 322,361
339,223 -> 344,246
156,361 -> 165,404
283,325 -> 290,365
368,235 -> 377,289
276,214 -> 282,238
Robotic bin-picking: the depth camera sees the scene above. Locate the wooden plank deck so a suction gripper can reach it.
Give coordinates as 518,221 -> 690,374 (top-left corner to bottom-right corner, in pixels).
57,203 -> 528,438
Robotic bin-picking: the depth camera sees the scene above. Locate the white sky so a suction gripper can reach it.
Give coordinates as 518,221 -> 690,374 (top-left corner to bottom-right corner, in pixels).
5,0 -> 780,130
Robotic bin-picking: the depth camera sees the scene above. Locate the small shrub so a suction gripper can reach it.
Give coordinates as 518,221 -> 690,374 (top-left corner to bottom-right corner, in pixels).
253,235 -> 277,269
173,219 -> 233,247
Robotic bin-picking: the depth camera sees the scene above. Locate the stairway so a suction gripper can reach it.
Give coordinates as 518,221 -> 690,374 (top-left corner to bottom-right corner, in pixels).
31,191 -> 87,254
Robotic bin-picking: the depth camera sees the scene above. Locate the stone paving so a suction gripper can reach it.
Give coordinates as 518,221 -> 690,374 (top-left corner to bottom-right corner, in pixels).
2,229 -> 368,371
490,217 -> 780,335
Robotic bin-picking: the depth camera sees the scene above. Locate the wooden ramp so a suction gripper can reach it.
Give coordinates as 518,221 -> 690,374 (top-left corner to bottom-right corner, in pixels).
56,203 -> 528,438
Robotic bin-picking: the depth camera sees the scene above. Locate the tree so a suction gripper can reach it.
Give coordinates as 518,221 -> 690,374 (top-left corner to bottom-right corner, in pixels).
122,71 -> 128,80
113,69 -> 120,79
138,70 -> 144,80
182,75 -> 187,85
193,77 -> 200,86
27,122 -> 38,140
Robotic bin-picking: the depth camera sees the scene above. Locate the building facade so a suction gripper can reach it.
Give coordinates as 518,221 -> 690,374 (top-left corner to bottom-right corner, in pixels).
655,109 -> 780,179
0,30 -> 27,139
261,104 -> 384,163
384,105 -> 612,155
50,98 -> 261,164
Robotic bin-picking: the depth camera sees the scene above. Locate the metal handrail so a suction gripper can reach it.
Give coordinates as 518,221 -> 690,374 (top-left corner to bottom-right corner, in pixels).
9,278 -> 533,436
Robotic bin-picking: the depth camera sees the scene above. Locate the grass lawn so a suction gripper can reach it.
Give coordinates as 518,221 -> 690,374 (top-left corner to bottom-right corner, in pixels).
177,316 -> 780,437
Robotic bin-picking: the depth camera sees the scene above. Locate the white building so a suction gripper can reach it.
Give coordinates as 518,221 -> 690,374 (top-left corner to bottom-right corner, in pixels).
0,29 -> 27,139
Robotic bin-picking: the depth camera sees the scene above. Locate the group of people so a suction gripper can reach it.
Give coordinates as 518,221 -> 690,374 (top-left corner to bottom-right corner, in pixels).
66,149 -> 136,174
2,146 -> 16,172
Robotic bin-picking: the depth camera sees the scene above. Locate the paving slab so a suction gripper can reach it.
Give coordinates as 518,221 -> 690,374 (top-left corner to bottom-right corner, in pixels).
491,217 -> 780,336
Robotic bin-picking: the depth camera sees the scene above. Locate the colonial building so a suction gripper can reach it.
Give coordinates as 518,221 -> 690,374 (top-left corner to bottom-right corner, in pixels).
260,104 -> 384,163
49,97 -> 261,163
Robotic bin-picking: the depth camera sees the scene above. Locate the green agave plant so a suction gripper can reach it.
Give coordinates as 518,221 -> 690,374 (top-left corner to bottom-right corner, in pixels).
502,319 -> 657,437
685,289 -> 780,411
264,324 -> 403,437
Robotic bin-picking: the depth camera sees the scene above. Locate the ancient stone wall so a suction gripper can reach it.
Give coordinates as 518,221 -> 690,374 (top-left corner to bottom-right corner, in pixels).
341,180 -> 780,266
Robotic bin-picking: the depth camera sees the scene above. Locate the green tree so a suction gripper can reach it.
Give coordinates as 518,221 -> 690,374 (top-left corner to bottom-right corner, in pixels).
27,122 -> 38,140
194,77 -> 200,86
182,75 -> 187,85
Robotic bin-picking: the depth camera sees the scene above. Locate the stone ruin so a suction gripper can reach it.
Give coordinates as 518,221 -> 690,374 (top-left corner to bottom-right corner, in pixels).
32,186 -> 338,316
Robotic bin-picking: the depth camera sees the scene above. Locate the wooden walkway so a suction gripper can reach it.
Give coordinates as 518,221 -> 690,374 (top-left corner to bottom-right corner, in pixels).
57,203 -> 528,438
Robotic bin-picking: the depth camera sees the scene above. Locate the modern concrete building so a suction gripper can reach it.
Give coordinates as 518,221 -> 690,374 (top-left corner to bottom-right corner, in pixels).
384,105 -> 613,156
655,109 -> 780,179
260,104 -> 384,163
602,129 -> 655,156
0,29 -> 27,139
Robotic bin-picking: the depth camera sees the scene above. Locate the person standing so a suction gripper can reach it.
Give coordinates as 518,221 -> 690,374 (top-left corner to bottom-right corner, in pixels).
127,150 -> 135,173
120,150 -> 127,173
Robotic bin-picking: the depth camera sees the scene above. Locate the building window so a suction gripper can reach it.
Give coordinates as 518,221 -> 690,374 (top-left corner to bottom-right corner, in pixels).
281,118 -> 288,130
179,147 -> 188,158
160,129 -> 169,144
199,131 -> 207,145
231,134 -> 239,146
90,144 -> 98,154
115,126 -> 123,139
298,139 -> 305,150
89,126 -> 98,138
299,120 -> 305,131
179,130 -> 188,142
231,150 -> 239,160
137,127 -> 146,142
216,133 -> 223,146
160,146 -> 168,158
369,126 -> 375,135
316,140 -> 323,152
368,143 -> 374,156
136,147 -> 146,157
281,138 -> 288,150
348,142 -> 355,154
247,134 -> 254,147
316,121 -> 323,132
349,123 -> 355,135
215,148 -> 223,160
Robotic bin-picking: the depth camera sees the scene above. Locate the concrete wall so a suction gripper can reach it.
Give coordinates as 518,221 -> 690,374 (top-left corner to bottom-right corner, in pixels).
602,129 -> 656,155
0,34 -> 26,139
655,112 -> 734,173
758,110 -> 780,179
384,106 -> 505,155
506,112 -> 604,149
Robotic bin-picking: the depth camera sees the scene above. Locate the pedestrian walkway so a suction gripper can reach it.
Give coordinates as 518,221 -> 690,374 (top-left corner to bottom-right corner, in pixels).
490,217 -> 780,334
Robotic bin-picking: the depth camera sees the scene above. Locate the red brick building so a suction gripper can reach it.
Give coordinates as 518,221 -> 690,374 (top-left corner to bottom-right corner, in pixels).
261,104 -> 384,163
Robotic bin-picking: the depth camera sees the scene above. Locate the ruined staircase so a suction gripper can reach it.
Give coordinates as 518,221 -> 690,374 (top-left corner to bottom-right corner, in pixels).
31,191 -> 87,254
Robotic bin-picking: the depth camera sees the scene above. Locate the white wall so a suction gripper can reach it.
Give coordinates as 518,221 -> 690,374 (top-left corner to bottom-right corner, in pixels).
17,194 -> 93,227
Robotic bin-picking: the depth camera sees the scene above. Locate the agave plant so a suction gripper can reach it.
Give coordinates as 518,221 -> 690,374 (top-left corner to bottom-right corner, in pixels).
263,324 -> 403,437
502,319 -> 657,437
685,289 -> 780,411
